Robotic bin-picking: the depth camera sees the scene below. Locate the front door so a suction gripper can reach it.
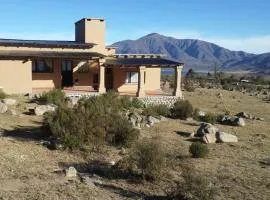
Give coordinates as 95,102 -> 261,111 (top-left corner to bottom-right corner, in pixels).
61,60 -> 73,87
105,68 -> 114,90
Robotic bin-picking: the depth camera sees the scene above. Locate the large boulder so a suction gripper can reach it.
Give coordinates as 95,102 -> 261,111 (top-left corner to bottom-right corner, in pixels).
202,133 -> 217,144
34,104 -> 57,116
196,123 -> 219,137
217,132 -> 238,143
231,117 -> 245,127
1,98 -> 16,105
0,102 -> 8,114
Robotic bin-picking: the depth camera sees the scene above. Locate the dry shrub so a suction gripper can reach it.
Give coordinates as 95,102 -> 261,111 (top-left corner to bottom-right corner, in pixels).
39,89 -> 66,105
189,142 -> 209,158
184,79 -> 196,92
200,112 -> 218,124
169,169 -> 218,200
122,139 -> 165,181
142,104 -> 171,117
46,92 -> 140,150
172,100 -> 193,120
0,89 -> 7,99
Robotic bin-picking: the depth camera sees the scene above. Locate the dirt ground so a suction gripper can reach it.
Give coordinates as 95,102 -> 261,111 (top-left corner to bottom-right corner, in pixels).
0,88 -> 269,200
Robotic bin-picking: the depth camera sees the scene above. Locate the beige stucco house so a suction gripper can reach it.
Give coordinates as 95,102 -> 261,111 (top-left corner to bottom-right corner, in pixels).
0,18 -> 184,97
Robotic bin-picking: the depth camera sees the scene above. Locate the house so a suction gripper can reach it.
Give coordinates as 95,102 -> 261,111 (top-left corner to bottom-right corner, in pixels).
0,18 -> 184,98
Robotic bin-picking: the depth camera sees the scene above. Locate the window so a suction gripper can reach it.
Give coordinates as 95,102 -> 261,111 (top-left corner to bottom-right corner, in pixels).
61,60 -> 72,72
125,72 -> 138,83
32,60 -> 53,73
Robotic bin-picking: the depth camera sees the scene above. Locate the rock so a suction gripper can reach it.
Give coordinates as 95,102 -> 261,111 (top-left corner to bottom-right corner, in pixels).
256,117 -> 265,121
147,116 -> 160,126
233,117 -> 245,127
159,116 -> 169,121
198,111 -> 206,117
219,115 -> 231,124
80,175 -> 95,188
217,132 -> 238,143
120,147 -> 126,155
109,161 -> 116,166
202,133 -> 217,144
186,117 -> 194,122
65,166 -> 77,178
0,102 -> 8,114
196,123 -> 218,137
236,112 -> 249,119
1,98 -> 16,105
34,104 -> 57,116
189,132 -> 195,138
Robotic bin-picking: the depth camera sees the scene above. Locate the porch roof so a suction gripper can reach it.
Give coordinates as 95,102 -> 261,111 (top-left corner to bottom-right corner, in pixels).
0,50 -> 105,60
105,57 -> 184,67
0,38 -> 95,49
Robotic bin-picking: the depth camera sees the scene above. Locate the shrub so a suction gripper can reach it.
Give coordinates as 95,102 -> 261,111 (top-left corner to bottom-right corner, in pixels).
192,108 -> 200,121
142,104 -> 170,117
184,79 -> 196,92
120,96 -> 144,109
169,169 -> 218,200
46,93 -> 140,150
0,89 -> 7,99
171,100 -> 193,119
200,112 -> 218,124
39,89 -> 66,105
128,139 -> 165,181
189,142 -> 209,158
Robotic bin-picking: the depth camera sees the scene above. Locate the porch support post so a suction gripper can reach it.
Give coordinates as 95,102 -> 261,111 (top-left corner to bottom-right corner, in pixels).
174,65 -> 183,97
136,66 -> 146,97
98,58 -> 106,94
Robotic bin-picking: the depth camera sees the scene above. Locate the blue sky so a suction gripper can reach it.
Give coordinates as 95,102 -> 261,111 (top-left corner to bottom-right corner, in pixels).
0,0 -> 269,53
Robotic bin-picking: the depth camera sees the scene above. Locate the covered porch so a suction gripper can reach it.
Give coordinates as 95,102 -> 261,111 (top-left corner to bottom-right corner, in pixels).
99,54 -> 184,98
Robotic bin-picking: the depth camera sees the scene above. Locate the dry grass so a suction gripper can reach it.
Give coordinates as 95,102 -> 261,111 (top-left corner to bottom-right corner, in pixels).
0,89 -> 269,199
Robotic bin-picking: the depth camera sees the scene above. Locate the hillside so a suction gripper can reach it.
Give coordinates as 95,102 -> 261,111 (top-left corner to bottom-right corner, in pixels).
113,33 -> 270,72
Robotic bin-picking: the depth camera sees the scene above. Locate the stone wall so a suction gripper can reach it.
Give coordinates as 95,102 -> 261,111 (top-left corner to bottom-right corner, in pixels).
138,96 -> 184,107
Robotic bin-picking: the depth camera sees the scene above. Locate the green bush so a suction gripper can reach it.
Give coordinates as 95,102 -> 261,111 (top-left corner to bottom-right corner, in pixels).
39,89 -> 66,105
189,142 -> 209,158
171,100 -> 193,119
46,93 -> 140,150
200,112 -> 218,124
170,169 -> 218,200
0,89 -> 7,99
142,104 -> 170,117
128,139 -> 165,181
119,96 -> 144,109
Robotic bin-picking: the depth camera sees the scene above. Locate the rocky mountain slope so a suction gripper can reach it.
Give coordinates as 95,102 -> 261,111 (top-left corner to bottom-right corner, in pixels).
113,33 -> 270,72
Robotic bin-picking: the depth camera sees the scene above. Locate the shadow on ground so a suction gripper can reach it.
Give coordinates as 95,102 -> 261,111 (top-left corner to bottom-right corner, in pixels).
58,160 -> 169,199
2,125 -> 50,141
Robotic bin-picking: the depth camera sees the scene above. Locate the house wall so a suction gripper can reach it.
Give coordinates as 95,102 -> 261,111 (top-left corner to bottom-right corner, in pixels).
0,60 -> 32,94
32,59 -> 61,92
112,67 -> 161,93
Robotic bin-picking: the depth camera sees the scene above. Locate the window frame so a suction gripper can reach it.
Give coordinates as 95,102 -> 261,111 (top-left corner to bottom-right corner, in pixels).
32,60 -> 54,73
125,71 -> 139,84
61,60 -> 73,72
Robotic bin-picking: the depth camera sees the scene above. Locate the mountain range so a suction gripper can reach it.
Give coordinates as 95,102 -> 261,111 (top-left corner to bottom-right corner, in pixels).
112,33 -> 270,73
